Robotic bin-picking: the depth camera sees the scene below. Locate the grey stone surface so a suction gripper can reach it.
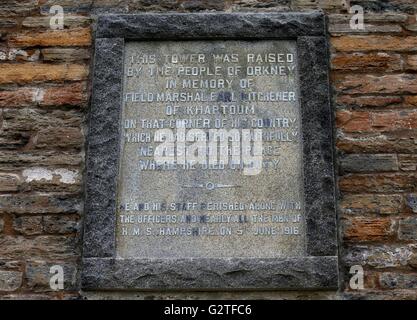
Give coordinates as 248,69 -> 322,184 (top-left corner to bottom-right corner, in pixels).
118,40 -> 305,259
297,36 -> 337,257
83,290 -> 337,300
96,12 -> 326,39
82,256 -> 338,290
83,38 -> 124,258
83,12 -> 338,290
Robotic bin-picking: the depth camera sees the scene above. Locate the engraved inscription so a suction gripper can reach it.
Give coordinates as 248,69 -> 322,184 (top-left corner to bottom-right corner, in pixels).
116,41 -> 305,258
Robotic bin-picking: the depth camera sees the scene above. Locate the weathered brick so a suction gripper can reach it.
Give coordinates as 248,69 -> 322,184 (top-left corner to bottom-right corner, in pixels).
337,110 -> 417,132
405,194 -> 417,213
330,13 -> 409,24
25,261 -> 78,291
43,215 -> 79,234
0,173 -> 21,192
380,273 -> 417,289
1,293 -> 57,300
337,131 -> 417,154
340,154 -> 399,173
0,151 -> 83,169
0,88 -> 39,108
22,167 -> 81,193
230,0 -> 291,11
340,194 -> 403,215
0,19 -> 18,28
13,216 -> 43,236
0,236 -> 79,260
343,289 -> 417,300
406,55 -> 417,70
336,110 -> 370,132
8,28 -> 91,47
410,254 -> 417,269
129,0 -> 181,11
399,154 -> 417,171
350,0 -> 417,13
0,0 -> 38,17
41,83 -> 88,107
332,53 -> 402,72
335,74 -> 417,95
336,95 -> 402,108
34,127 -> 83,150
41,48 -> 90,62
0,108 -> 83,153
340,173 -> 417,193
0,260 -> 22,270
0,271 -> 22,292
0,131 -> 31,150
404,96 -> 417,107
0,63 -> 88,84
344,245 -> 415,269
343,217 -> 395,242
181,0 -> 226,11
0,194 -> 81,215
398,217 -> 417,240
293,0 -> 348,10
40,0 -> 109,14
406,23 -> 417,32
1,108 -> 83,133
22,16 -> 91,28
0,83 -> 88,108
330,24 -> 402,34
332,36 -> 417,52
0,48 -> 40,62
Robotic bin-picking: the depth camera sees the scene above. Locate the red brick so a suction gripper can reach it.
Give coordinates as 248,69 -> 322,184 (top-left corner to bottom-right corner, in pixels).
0,84 -> 88,108
407,55 -> 417,70
335,74 -> 417,95
332,36 -> 417,52
343,217 -> 395,242
0,63 -> 89,84
340,173 -> 417,193
336,95 -> 402,108
340,194 -> 403,215
0,88 -> 37,108
336,110 -> 371,132
404,96 -> 417,107
8,28 -> 91,47
337,110 -> 417,133
332,53 -> 402,72
41,83 -> 88,107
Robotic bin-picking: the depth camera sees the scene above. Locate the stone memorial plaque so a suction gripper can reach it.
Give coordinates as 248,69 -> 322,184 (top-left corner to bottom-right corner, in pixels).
117,40 -> 305,259
82,13 -> 339,291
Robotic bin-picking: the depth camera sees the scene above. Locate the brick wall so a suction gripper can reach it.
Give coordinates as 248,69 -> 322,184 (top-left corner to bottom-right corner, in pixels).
0,0 -> 416,300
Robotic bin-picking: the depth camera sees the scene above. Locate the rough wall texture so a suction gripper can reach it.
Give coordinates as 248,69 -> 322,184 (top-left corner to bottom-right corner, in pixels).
0,0 -> 416,300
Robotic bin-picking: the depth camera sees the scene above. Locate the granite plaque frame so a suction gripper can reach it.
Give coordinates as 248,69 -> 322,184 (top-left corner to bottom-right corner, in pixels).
82,12 -> 339,291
